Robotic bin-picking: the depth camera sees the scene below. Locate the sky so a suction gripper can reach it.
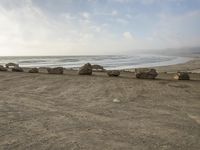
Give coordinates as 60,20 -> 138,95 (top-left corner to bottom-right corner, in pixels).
0,0 -> 200,56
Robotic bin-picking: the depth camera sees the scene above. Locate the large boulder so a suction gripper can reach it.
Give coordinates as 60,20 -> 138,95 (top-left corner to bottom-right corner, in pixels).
78,63 -> 92,75
0,65 -> 7,71
174,72 -> 190,80
107,70 -> 120,77
92,64 -> 105,71
135,68 -> 158,79
6,63 -> 19,68
29,68 -> 39,73
12,66 -> 24,72
47,67 -> 64,74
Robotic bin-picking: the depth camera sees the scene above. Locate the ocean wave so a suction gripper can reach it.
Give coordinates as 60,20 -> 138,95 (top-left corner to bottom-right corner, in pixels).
0,55 -> 192,70
58,58 -> 80,62
18,60 -> 47,63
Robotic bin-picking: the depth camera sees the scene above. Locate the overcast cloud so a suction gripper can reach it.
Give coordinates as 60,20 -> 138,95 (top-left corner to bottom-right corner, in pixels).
0,0 -> 199,55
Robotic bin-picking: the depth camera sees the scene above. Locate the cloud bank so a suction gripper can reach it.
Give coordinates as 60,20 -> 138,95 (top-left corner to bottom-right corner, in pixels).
0,0 -> 199,55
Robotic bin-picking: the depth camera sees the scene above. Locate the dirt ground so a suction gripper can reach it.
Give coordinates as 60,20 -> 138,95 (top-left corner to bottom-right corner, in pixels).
0,70 -> 200,150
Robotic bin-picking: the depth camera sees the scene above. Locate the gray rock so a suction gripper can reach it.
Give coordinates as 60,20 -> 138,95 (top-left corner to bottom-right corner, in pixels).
12,66 -> 24,72
174,72 -> 190,80
78,63 -> 92,75
47,67 -> 64,74
107,70 -> 120,77
6,63 -> 19,68
92,65 -> 105,71
0,65 -> 7,71
135,68 -> 158,79
29,68 -> 39,73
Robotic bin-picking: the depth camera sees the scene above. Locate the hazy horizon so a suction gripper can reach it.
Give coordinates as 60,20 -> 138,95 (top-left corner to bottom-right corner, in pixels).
0,0 -> 200,56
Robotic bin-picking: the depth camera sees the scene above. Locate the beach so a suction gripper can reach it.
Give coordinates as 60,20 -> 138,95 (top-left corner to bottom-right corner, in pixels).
0,59 -> 200,150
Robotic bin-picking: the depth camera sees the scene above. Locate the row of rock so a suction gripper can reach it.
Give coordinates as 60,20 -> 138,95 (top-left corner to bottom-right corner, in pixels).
78,63 -> 190,80
0,63 -> 190,80
0,63 -> 24,72
78,63 -> 121,76
0,64 -> 64,74
0,64 -> 24,72
73,66 -> 188,80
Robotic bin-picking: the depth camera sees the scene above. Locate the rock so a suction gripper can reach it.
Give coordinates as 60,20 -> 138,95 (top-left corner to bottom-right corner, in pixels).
92,65 -> 105,71
12,66 -> 24,72
113,98 -> 121,103
174,72 -> 190,80
135,68 -> 158,79
47,67 -> 64,74
78,63 -> 92,75
0,65 -> 7,71
29,68 -> 39,73
107,70 -> 120,77
6,63 -> 19,68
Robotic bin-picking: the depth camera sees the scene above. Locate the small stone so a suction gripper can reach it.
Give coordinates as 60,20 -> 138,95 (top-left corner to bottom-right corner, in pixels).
113,99 -> 121,103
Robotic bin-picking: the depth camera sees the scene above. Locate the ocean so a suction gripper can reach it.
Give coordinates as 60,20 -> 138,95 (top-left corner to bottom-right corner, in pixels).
0,55 -> 192,70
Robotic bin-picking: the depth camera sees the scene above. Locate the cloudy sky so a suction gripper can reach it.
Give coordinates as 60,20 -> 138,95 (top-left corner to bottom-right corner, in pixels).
0,0 -> 200,56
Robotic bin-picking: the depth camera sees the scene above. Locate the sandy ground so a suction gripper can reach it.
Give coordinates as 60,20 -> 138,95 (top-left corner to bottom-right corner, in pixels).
0,61 -> 200,150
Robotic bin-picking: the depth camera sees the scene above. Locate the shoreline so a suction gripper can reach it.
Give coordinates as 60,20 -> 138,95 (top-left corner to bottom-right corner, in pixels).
0,55 -> 195,71
154,57 -> 200,73
115,56 -> 193,70
1,56 -> 200,74
1,57 -> 200,82
124,57 -> 200,73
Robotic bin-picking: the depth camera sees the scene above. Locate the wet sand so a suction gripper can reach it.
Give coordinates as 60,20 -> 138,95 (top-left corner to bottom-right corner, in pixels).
0,61 -> 200,150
